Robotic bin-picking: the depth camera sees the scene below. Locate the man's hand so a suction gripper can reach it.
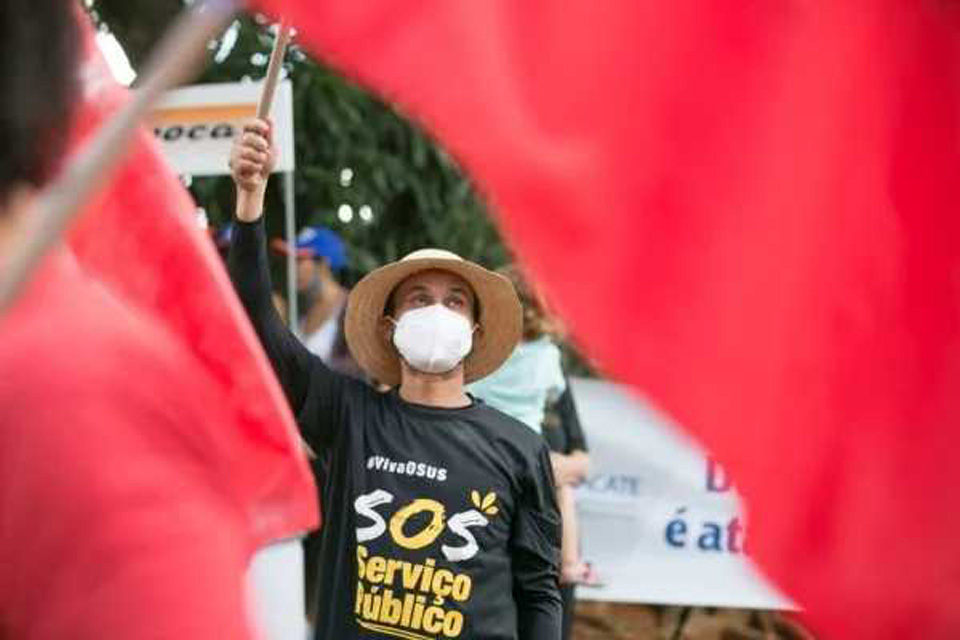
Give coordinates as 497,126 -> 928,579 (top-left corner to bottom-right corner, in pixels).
229,118 -> 277,222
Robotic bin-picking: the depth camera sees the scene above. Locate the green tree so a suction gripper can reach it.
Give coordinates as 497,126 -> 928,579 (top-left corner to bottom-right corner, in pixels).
86,2 -> 509,285
87,1 -> 592,374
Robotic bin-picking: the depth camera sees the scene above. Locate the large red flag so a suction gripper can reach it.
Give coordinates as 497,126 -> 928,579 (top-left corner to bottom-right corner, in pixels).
258,2 -> 960,637
68,11 -> 316,547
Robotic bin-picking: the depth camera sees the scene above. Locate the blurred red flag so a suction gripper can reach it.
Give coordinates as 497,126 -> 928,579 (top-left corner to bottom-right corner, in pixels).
67,11 -> 316,546
259,1 -> 960,637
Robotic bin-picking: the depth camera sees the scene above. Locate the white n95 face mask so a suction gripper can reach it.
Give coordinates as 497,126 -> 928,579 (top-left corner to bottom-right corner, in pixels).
392,304 -> 475,375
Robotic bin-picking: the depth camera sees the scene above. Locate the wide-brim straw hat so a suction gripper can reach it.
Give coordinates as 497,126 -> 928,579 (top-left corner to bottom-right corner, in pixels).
345,249 -> 522,386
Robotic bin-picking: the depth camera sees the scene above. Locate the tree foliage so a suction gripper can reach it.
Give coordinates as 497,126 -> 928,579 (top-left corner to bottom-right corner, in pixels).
87,2 -> 509,286
87,3 -> 591,375
83,0 -> 181,67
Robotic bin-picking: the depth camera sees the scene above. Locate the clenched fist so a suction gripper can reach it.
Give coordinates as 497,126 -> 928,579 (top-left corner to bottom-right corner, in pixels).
229,118 -> 277,221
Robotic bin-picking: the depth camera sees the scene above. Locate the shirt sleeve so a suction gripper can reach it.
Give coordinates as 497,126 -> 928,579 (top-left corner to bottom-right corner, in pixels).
228,217 -> 351,450
0,364 -> 254,639
556,381 -> 588,453
511,444 -> 563,640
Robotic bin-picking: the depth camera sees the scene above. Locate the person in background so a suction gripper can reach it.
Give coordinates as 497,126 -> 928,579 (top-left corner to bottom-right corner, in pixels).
468,265 -> 598,640
271,226 -> 363,379
541,386 -> 594,640
467,264 -> 566,431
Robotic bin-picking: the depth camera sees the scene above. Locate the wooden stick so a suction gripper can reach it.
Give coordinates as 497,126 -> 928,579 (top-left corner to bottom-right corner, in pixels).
0,0 -> 238,314
257,23 -> 293,119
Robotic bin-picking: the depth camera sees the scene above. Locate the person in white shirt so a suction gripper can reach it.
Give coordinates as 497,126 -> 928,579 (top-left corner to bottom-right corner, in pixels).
273,227 -> 346,354
272,226 -> 363,378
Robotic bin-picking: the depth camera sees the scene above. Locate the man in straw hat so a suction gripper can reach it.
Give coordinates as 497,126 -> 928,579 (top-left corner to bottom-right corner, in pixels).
228,118 -> 562,639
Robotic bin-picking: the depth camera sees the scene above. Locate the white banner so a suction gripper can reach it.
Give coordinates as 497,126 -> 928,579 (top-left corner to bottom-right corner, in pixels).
570,378 -> 794,610
150,81 -> 296,177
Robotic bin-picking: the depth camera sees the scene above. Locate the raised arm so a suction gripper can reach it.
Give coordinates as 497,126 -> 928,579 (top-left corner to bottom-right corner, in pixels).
226,119 -> 315,415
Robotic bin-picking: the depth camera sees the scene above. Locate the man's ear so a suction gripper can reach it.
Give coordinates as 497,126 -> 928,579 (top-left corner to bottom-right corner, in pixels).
379,316 -> 396,346
464,323 -> 482,358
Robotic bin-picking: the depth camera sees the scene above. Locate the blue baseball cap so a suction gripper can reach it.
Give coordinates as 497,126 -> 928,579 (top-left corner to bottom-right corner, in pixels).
214,222 -> 235,249
271,225 -> 348,270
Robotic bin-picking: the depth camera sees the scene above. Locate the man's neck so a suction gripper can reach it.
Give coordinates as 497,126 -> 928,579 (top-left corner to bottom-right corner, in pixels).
398,366 -> 471,408
302,281 -> 346,335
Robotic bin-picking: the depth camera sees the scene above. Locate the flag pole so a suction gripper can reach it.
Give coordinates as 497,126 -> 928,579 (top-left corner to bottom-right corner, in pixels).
258,23 -> 293,119
254,22 -> 298,330
0,0 -> 238,314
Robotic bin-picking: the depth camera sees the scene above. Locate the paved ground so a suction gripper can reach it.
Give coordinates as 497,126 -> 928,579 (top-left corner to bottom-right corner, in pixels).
572,603 -> 815,640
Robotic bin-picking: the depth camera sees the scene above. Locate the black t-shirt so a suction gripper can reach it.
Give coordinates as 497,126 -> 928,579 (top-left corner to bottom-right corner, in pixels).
230,220 -> 562,640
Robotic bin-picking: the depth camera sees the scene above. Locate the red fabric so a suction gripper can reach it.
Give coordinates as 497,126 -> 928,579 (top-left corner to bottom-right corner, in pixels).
0,11 -> 317,638
67,11 -> 316,547
258,2 -> 960,637
0,256 -> 255,640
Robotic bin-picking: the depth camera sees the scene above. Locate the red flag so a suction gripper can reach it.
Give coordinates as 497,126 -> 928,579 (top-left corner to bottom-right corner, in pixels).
68,11 -> 316,546
259,2 -> 960,637
0,11 -> 317,638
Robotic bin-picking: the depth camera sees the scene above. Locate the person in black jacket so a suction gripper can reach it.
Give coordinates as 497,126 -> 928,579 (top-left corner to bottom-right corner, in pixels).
542,385 -> 594,640
228,118 -> 562,640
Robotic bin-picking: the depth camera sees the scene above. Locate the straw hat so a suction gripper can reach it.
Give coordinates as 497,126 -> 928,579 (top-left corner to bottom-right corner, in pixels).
345,249 -> 522,386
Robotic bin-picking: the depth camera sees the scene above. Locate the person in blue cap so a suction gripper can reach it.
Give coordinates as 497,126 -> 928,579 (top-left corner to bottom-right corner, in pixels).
271,226 -> 361,378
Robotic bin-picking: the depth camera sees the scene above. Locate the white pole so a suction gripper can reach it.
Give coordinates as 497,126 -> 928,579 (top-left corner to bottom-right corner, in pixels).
257,23 -> 292,120
283,171 -> 298,334
257,21 -> 297,332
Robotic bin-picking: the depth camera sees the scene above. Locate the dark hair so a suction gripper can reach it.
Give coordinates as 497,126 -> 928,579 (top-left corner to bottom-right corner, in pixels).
497,264 -> 550,341
0,1 -> 80,208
